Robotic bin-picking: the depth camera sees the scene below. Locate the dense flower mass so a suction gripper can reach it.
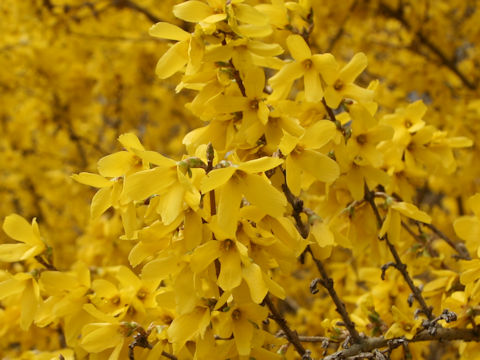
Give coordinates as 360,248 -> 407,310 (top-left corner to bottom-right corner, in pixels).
1,0 -> 480,359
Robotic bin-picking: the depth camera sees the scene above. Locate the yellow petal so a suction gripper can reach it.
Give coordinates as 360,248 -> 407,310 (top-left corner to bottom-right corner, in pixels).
97,151 -> 135,177
301,120 -> 336,149
286,34 -> 311,62
81,323 -> 123,352
217,180 -> 243,238
379,208 -> 391,239
184,210 -> 203,251
190,240 -> 221,273
200,167 -> 236,193
0,243 -> 40,262
244,66 -> 265,98
3,214 -> 34,243
285,155 -> 302,196
167,307 -> 210,349
304,69 -> 323,102
218,248 -> 242,291
311,221 -> 335,247
142,256 -> 183,280
137,150 -> 176,167
90,187 -> 113,219
391,202 -> 432,224
0,277 -> 25,299
296,150 -> 340,183
242,263 -> 268,304
238,157 -> 283,173
21,279 -> 39,330
312,53 -> 338,84
173,1 -> 213,22
118,132 -> 144,151
71,172 -> 112,187
232,317 -> 253,356
208,94 -> 248,114
155,41 -> 189,79
122,167 -> 177,203
121,202 -> 137,240
454,216 -> 480,242
234,3 -> 267,25
149,22 -> 190,41
269,62 -> 303,100
157,182 -> 185,225
340,52 -> 368,83
346,167 -> 365,201
324,86 -> 343,108
239,174 -> 286,217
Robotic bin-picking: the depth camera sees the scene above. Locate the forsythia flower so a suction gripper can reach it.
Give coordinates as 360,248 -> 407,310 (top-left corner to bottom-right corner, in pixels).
1,214 -> 46,262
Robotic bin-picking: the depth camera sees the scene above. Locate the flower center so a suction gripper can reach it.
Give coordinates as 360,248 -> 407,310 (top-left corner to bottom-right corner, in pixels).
334,79 -> 344,91
231,309 -> 241,321
302,59 -> 313,70
356,134 -> 367,145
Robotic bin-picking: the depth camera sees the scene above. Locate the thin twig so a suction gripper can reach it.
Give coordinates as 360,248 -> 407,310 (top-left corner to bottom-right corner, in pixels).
308,248 -> 362,343
423,223 -> 471,260
364,185 -> 434,321
264,295 -> 307,357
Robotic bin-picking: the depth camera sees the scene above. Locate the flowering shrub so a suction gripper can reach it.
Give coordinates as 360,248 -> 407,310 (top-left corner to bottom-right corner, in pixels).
2,0 -> 480,359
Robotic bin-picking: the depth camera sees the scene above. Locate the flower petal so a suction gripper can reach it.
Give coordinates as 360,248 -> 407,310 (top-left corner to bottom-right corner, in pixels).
149,22 -> 190,41
286,34 -> 311,62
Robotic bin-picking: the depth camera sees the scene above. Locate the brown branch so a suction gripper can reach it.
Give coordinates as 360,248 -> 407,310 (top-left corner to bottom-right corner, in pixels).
280,169 -> 361,344
308,248 -> 362,343
264,295 -> 308,357
364,185 -> 434,321
378,2 -> 476,90
323,327 -> 480,360
423,223 -> 471,260
229,59 -> 247,97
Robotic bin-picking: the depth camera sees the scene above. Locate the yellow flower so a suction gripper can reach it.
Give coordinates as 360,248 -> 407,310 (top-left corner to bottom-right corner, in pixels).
201,156 -> 285,238
216,302 -> 268,356
323,53 -> 373,108
379,201 -> 432,244
269,34 -> 336,102
207,66 -> 270,145
346,103 -> 394,168
80,322 -> 126,359
384,305 -> 422,340
149,22 -> 203,79
0,272 -> 40,330
278,120 -> 339,196
1,214 -> 46,262
167,306 -> 211,352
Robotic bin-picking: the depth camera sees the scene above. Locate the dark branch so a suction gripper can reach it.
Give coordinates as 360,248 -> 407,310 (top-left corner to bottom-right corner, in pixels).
364,185 -> 434,321
264,295 -> 308,357
323,327 -> 480,360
